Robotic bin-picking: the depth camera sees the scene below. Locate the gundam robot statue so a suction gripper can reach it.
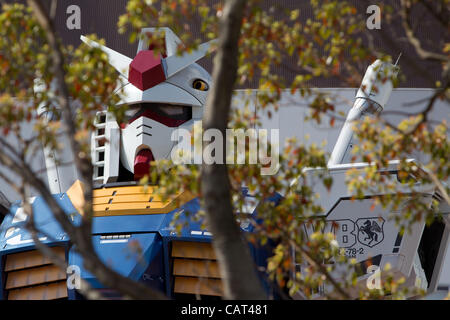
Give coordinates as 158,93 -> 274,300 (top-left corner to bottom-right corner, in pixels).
0,28 -> 448,300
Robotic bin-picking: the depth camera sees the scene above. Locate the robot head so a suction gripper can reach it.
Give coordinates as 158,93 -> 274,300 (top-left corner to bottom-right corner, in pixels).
82,28 -> 214,183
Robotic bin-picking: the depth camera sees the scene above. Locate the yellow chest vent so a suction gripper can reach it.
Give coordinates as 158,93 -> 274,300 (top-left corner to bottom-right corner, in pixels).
67,181 -> 194,217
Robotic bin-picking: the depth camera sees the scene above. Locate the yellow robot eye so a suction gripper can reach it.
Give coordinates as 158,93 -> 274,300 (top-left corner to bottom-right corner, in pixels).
192,79 -> 209,91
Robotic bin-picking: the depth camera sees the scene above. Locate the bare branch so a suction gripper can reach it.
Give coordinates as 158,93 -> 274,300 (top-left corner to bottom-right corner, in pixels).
400,0 -> 449,62
427,170 -> 450,206
27,0 -> 94,230
20,188 -> 106,300
0,136 -> 168,299
201,0 -> 267,299
1,1 -> 173,300
298,245 -> 352,300
419,0 -> 449,29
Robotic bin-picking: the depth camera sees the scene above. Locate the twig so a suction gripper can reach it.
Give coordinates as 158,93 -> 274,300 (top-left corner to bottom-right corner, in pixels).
400,0 -> 449,62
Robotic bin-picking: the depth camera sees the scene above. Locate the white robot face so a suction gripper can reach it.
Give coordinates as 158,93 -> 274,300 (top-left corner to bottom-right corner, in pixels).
119,102 -> 194,180
83,28 -> 214,183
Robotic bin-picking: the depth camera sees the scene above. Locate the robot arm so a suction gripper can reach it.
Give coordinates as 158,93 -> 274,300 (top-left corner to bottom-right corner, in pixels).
328,59 -> 399,166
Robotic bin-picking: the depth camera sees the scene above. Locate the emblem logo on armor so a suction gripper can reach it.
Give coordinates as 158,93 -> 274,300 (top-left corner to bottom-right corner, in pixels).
356,217 -> 384,247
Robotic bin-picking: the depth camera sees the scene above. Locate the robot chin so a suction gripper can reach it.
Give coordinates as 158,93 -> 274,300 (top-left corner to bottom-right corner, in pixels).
134,149 -> 155,181
120,115 -> 177,179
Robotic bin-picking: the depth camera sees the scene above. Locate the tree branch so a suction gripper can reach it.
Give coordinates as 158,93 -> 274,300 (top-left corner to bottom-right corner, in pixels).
427,170 -> 450,206
0,132 -> 167,300
27,0 -> 94,231
20,185 -> 105,300
201,0 -> 267,299
400,0 -> 449,62
297,245 -> 352,300
21,0 -> 172,300
419,0 -> 449,29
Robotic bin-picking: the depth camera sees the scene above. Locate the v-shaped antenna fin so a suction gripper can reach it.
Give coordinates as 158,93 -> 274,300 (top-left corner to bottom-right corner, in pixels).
80,35 -> 132,78
138,27 -> 182,57
164,39 -> 217,79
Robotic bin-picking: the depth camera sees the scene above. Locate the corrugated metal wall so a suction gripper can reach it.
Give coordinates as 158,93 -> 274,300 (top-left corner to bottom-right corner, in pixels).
4,0 -> 447,88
